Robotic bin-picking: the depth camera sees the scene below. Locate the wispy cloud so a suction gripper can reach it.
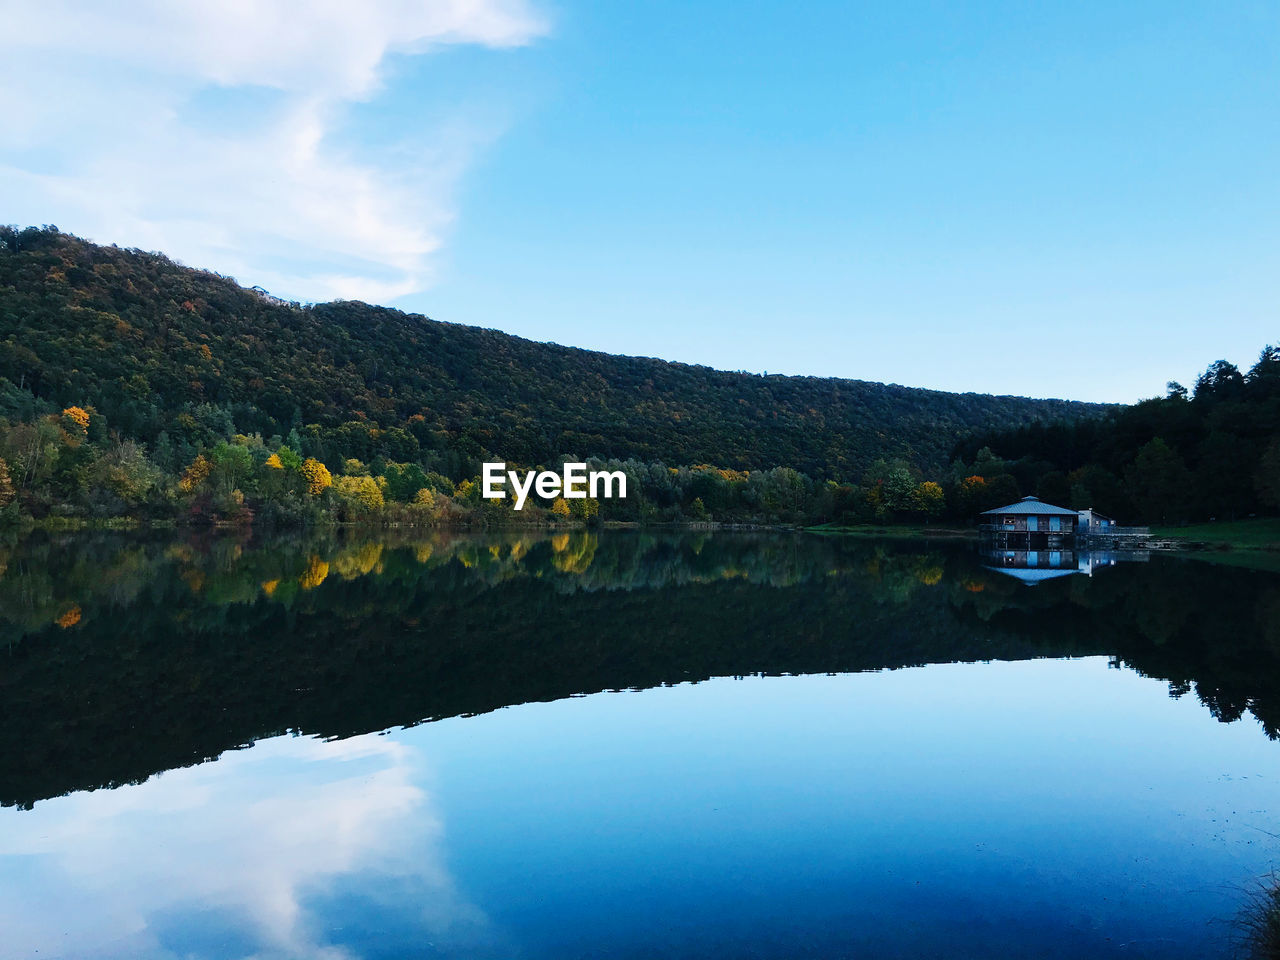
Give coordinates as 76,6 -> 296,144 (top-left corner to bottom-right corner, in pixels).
0,732 -> 503,959
0,0 -> 547,301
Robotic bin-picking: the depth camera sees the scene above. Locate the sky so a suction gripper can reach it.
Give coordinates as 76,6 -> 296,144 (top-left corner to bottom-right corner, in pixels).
1,1 -> 1277,403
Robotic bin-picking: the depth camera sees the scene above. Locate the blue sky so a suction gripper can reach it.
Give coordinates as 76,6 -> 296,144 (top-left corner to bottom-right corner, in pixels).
2,1 -> 1277,402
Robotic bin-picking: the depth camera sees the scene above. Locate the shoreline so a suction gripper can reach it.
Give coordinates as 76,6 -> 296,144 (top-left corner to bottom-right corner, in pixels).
10,515 -> 1280,555
806,522 -> 977,540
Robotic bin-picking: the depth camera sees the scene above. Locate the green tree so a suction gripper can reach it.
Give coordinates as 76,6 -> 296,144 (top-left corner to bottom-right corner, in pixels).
209,442 -> 254,495
1193,432 -> 1253,519
1194,359 -> 1244,400
1035,471 -> 1071,507
1256,439 -> 1280,510
865,459 -> 915,516
1125,438 -> 1191,523
985,474 -> 1020,510
383,462 -> 429,502
1067,464 -> 1126,516
275,445 -> 303,472
88,441 -> 161,507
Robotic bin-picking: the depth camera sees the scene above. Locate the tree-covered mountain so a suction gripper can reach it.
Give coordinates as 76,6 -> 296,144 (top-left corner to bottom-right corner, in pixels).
953,352 -> 1280,524
0,226 -> 1102,481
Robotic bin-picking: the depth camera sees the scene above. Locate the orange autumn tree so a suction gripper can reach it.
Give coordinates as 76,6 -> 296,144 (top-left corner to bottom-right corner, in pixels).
61,406 -> 90,432
955,475 -> 988,517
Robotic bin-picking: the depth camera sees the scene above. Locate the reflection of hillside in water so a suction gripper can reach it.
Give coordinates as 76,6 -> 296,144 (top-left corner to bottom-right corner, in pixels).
2,528 -> 1279,809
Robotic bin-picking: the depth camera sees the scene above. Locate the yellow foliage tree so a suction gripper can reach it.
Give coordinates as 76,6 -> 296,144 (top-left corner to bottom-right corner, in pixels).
910,480 -> 946,519
552,532 -> 597,574
299,556 -> 329,590
571,497 -> 600,521
956,475 -> 987,515
551,498 -> 571,519
333,542 -> 384,579
334,474 -> 384,510
0,457 -> 13,508
915,565 -> 944,586
179,454 -> 212,492
300,458 -> 332,496
264,452 -> 284,470
454,479 -> 477,504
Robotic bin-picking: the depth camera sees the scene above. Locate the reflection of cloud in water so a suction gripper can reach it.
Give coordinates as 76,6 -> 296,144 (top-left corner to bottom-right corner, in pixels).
0,733 -> 499,959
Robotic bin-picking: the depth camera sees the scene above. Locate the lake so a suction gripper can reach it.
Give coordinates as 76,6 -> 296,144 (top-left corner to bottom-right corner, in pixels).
1,529 -> 1278,959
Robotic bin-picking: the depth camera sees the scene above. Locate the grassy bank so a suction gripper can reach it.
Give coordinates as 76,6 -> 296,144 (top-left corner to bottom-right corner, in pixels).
1149,518 -> 1280,573
1150,518 -> 1280,551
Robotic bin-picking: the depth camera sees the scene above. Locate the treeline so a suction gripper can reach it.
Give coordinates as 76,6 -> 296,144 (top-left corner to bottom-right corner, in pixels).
0,396 -> 1083,527
0,400 -> 936,525
0,224 -> 1101,494
952,348 -> 1280,524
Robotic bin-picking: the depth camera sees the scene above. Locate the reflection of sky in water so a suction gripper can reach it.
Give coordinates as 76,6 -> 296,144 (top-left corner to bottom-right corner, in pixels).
0,735 -> 499,959
2,658 -> 1278,959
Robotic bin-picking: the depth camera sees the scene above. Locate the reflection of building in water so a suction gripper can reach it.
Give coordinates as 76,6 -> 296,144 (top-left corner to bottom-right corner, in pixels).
980,546 -> 1150,585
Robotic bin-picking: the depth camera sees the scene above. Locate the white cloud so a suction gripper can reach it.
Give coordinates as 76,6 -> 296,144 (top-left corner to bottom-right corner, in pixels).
0,732 -> 503,959
0,0 -> 547,301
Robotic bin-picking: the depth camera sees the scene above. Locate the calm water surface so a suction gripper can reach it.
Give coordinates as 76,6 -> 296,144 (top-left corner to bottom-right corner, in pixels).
1,529 -> 1279,959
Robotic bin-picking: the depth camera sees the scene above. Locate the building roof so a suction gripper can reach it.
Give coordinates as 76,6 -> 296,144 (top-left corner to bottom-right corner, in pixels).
981,496 -> 1080,517
984,566 -> 1081,585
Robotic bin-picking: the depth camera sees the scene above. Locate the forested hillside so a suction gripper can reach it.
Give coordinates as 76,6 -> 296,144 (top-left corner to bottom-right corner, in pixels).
954,354 -> 1280,524
1,226 -> 1099,479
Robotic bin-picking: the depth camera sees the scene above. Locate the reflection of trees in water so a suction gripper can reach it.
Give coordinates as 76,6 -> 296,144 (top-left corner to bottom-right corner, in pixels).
2,529 -> 1280,808
0,530 -> 964,634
